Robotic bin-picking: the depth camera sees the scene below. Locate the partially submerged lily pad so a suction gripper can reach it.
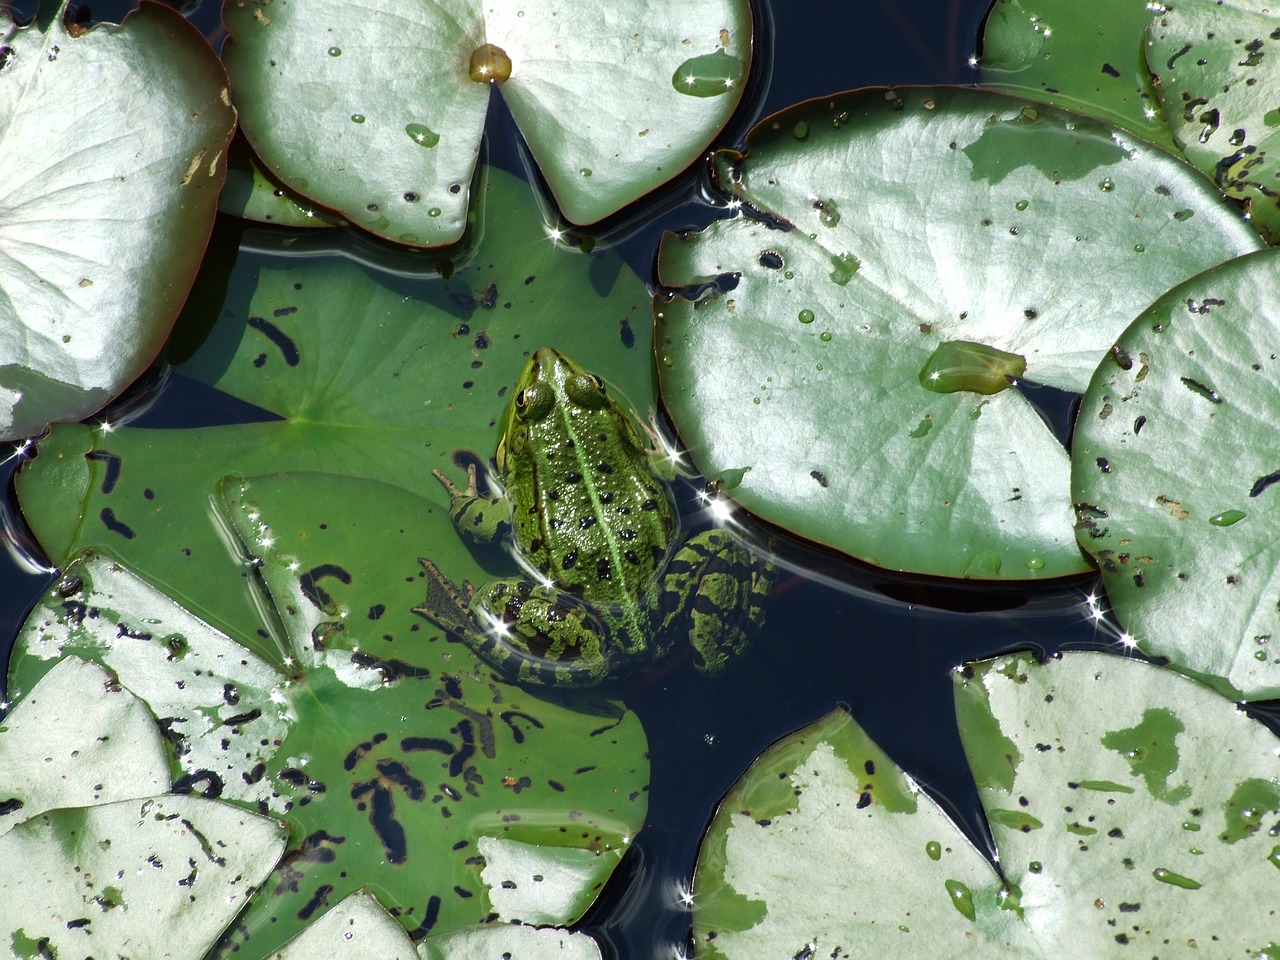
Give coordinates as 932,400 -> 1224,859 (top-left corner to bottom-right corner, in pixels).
15,166 -> 651,653
979,0 -> 1175,151
693,651 -> 1280,957
656,86 -> 1261,580
1145,0 -> 1280,243
0,0 -> 236,440
222,0 -> 751,245
7,471 -> 649,957
1072,247 -> 1280,699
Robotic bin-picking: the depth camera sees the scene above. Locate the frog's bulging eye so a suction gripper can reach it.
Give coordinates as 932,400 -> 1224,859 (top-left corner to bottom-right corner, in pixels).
565,373 -> 608,408
514,382 -> 554,420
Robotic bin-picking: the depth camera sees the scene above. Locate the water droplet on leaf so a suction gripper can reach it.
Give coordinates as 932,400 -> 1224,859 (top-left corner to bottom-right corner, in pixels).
1209,510 -> 1245,526
671,49 -> 743,97
920,340 -> 1027,396
797,309 -> 815,324
469,43 -> 512,83
327,46 -> 341,56
405,123 -> 440,148
351,114 -> 365,123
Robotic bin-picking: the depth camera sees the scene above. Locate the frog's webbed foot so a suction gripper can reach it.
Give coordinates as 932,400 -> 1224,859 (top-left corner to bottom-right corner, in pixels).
467,580 -> 613,687
433,464 -> 512,545
655,530 -> 777,675
413,558 -> 478,642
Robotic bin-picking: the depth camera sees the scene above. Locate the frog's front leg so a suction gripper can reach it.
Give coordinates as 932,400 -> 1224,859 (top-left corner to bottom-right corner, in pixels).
415,559 -> 612,686
433,465 -> 512,546
653,530 -> 775,675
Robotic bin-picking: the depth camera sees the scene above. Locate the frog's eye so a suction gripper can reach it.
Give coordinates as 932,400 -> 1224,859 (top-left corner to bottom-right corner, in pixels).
565,373 -> 608,408
514,382 -> 554,420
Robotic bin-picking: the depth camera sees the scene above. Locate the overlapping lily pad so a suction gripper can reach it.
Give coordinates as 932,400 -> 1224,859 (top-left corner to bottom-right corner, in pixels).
979,0 -> 1175,151
222,0 -> 751,245
0,655 -> 286,958
7,471 -> 648,958
693,651 -> 1280,957
1072,247 -> 1280,699
1145,0 -> 1280,243
0,0 -> 236,440
656,86 -> 1262,580
15,167 -> 652,653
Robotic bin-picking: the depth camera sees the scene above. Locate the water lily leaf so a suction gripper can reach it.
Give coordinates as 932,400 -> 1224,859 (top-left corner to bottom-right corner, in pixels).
693,651 -> 1280,957
979,0 -> 1176,151
15,166 -> 651,651
420,924 -> 603,960
219,137 -> 345,228
1145,0 -> 1280,243
272,891 -> 419,958
222,0 -> 750,245
0,795 -> 286,960
1071,248 -> 1280,699
656,86 -> 1262,580
0,655 -> 168,837
7,471 -> 648,958
0,1 -> 236,441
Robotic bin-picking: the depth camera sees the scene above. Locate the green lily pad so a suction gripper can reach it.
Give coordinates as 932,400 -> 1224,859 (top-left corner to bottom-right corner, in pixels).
1071,247 -> 1280,699
15,166 -> 651,653
272,891 -> 420,959
693,651 -> 1280,957
655,86 -> 1262,580
0,795 -> 286,960
0,656 -> 169,835
0,1 -> 236,441
7,471 -> 649,958
222,0 -> 751,246
979,0 -> 1176,151
1145,0 -> 1280,243
219,137 -> 346,228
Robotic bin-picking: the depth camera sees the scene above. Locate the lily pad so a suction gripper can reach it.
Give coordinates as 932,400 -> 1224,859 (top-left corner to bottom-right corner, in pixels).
979,0 -> 1176,151
219,137 -> 346,228
655,86 -> 1262,580
1145,0 -> 1280,243
7,471 -> 649,958
693,651 -> 1280,957
1071,247 -> 1280,699
221,0 -> 750,245
15,166 -> 652,653
0,0 -> 236,440
0,795 -> 286,960
0,656 -> 168,835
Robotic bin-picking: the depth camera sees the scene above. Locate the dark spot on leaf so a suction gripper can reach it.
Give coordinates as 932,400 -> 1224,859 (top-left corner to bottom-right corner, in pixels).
99,508 -> 135,539
247,316 -> 300,366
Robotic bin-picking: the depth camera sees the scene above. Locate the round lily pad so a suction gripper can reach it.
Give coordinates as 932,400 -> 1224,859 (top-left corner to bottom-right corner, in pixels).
655,86 -> 1262,580
692,651 -> 1280,957
1145,0 -> 1280,243
0,1 -> 235,440
1072,247 -> 1280,699
222,0 -> 751,245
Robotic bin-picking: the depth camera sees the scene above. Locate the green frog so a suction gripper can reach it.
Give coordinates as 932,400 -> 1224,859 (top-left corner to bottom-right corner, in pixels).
414,348 -> 774,686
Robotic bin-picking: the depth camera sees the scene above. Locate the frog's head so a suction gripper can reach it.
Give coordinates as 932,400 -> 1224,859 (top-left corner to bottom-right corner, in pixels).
495,348 -> 627,474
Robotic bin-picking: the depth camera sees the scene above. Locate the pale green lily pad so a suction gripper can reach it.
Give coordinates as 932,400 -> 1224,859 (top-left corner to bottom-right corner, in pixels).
979,0 -> 1176,151
1071,247 -> 1280,699
0,795 -> 286,960
694,651 -> 1280,957
15,166 -> 652,654
0,656 -> 168,836
7,471 -> 648,958
656,86 -> 1261,580
0,1 -> 236,440
1145,0 -> 1280,243
420,924 -> 603,960
222,0 -> 750,245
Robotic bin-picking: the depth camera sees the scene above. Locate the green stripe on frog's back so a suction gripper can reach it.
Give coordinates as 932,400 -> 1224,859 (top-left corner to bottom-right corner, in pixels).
503,350 -> 679,659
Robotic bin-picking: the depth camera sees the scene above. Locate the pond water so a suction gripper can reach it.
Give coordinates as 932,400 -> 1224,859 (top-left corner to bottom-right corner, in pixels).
0,0 -> 1141,956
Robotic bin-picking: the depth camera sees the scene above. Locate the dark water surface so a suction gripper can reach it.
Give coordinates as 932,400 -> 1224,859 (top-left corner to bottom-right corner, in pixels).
0,1 -> 1133,957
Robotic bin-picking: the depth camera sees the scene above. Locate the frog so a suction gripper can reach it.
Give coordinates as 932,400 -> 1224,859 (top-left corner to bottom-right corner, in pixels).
414,348 -> 774,686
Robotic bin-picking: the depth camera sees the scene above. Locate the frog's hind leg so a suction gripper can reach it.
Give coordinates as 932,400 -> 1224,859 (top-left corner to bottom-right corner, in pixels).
469,580 -> 613,687
655,531 -> 776,676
